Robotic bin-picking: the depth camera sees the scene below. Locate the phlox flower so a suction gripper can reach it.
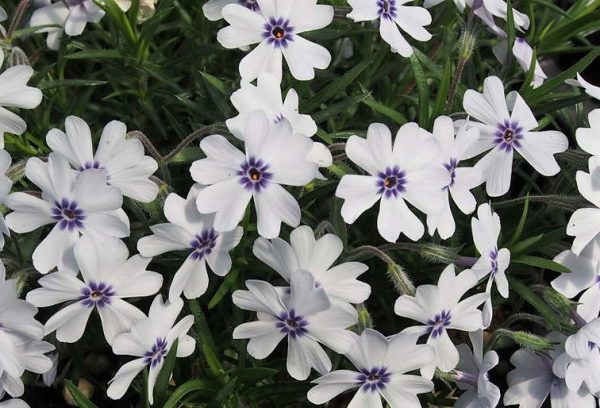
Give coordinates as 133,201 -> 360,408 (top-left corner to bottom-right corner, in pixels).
5,153 -> 129,274
216,0 -> 333,81
47,116 -> 159,203
462,76 -> 568,197
0,400 -> 29,408
137,185 -> 243,300
26,237 -> 163,344
425,0 -> 528,36
203,0 -> 259,21
567,156 -> 600,255
559,316 -> 600,395
0,270 -> 45,384
454,330 -> 500,408
504,332 -> 596,408
190,110 -> 317,239
0,48 -> 42,146
253,225 -> 371,304
493,38 -> 547,88
426,116 -> 481,240
0,336 -> 55,400
30,0 -> 104,50
568,73 -> 600,101
336,122 -> 449,243
470,203 -> 510,328
347,0 -> 432,57
394,264 -> 487,378
226,73 -> 331,170
232,269 -> 357,380
575,109 -> 600,158
107,295 -> 196,405
552,238 -> 600,321
307,329 -> 434,408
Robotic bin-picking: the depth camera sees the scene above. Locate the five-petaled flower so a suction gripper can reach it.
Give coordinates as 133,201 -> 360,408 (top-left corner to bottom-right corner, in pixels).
462,75 -> 568,197
216,0 -> 333,81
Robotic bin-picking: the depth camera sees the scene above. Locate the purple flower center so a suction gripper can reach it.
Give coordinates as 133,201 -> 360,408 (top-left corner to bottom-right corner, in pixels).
357,367 -> 391,392
190,229 -> 218,260
276,309 -> 308,338
489,248 -> 499,276
444,158 -> 458,188
238,157 -> 272,192
52,199 -> 85,231
263,17 -> 294,48
79,161 -> 105,171
377,0 -> 397,19
238,0 -> 259,11
495,120 -> 523,152
376,166 -> 406,199
79,281 -> 115,308
426,310 -> 452,338
455,370 -> 480,386
144,338 -> 168,367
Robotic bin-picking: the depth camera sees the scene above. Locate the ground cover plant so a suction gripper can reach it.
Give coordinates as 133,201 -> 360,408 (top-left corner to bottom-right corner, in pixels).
0,0 -> 600,407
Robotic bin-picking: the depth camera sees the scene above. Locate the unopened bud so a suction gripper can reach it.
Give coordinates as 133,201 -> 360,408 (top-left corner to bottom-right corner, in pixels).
419,243 -> 460,264
387,263 -> 415,296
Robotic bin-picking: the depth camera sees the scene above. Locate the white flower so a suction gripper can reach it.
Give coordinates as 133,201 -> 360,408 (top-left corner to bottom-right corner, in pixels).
462,76 -> 568,197
216,0 -> 333,81
426,117 -> 481,240
0,6 -> 6,37
336,122 -> 449,243
454,330 -> 500,408
0,336 -> 55,399
552,239 -> 600,321
137,185 -> 243,300
0,150 -> 12,249
493,38 -> 547,88
560,317 -> 600,394
576,109 -> 600,158
504,332 -> 596,408
190,110 -> 317,239
46,116 -> 159,202
567,156 -> 600,255
107,295 -> 196,405
307,329 -> 434,407
26,237 -> 162,344
568,73 -> 600,101
253,225 -> 371,304
0,400 -> 29,408
0,275 -> 45,384
470,203 -> 511,328
5,153 -> 130,274
347,0 -> 432,57
30,0 -> 104,48
232,269 -> 357,380
203,0 -> 259,21
394,264 -> 487,378
226,73 -> 331,170
0,50 -> 42,147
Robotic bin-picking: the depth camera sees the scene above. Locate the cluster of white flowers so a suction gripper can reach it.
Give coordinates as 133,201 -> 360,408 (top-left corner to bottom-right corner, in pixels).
0,0 -> 597,407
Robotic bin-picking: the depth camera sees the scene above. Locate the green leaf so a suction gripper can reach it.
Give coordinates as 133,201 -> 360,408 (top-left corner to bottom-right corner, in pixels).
64,380 -> 98,408
231,367 -> 279,384
330,197 -> 348,247
202,343 -> 228,380
431,59 -> 452,120
163,379 -> 217,408
153,339 -> 179,406
510,233 -> 544,255
409,54 -> 429,127
208,268 -> 240,309
302,59 -> 371,112
37,79 -> 108,90
513,255 -> 571,273
507,194 -> 529,247
360,94 -> 408,125
65,50 -> 122,60
528,48 -> 600,104
508,277 -> 562,330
